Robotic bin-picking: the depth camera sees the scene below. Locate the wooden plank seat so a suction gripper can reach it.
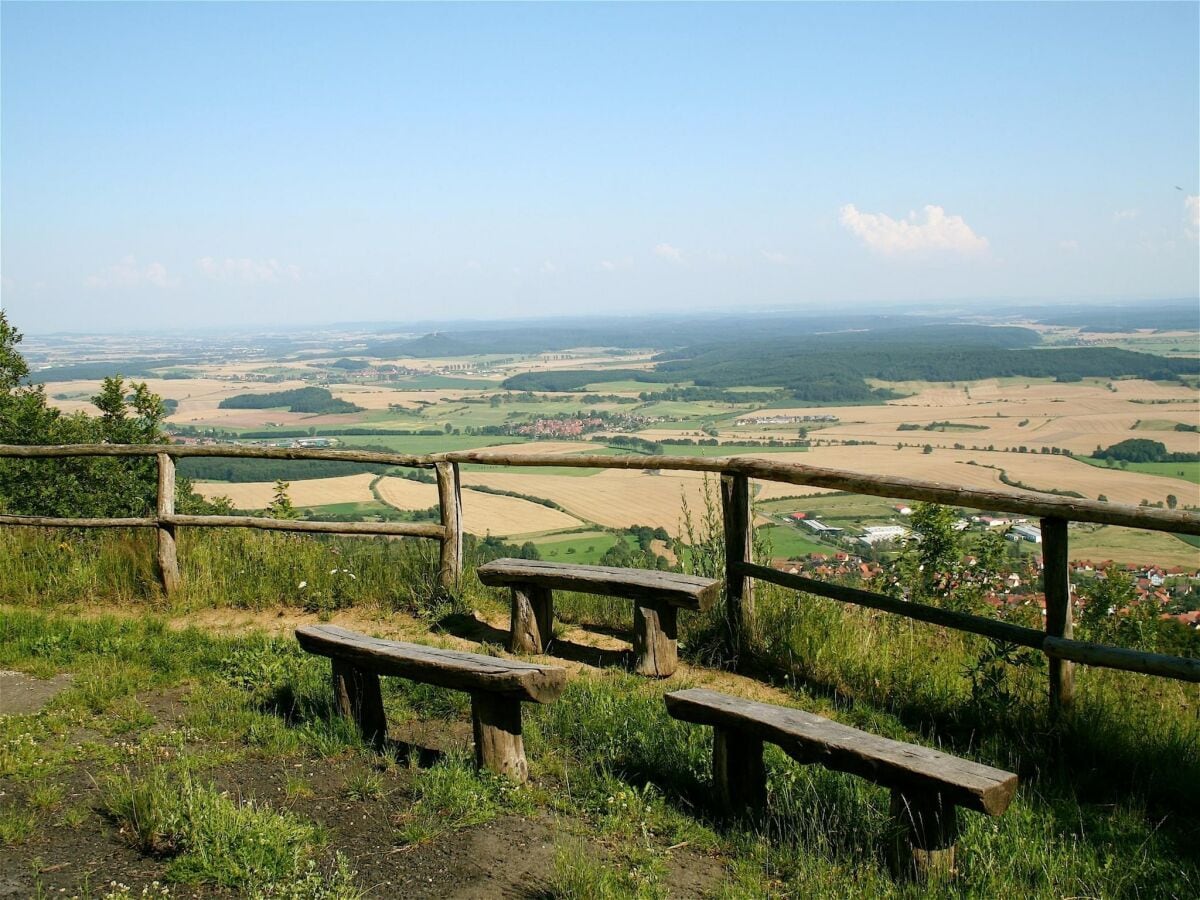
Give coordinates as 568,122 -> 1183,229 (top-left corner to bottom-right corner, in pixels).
476,558 -> 722,677
296,624 -> 566,782
665,689 -> 1018,880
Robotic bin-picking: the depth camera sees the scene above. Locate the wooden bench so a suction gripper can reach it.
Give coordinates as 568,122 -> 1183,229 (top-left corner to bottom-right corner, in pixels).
296,624 -> 566,782
665,688 -> 1018,880
476,559 -> 721,677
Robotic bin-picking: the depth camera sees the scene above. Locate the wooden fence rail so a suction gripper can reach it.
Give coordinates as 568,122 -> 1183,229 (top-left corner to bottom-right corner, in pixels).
1,443 -> 1197,706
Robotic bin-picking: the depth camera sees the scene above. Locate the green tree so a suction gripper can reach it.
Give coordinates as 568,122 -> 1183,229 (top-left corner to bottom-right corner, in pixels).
267,480 -> 298,519
898,502 -> 960,602
1077,566 -> 1161,650
0,311 -> 221,517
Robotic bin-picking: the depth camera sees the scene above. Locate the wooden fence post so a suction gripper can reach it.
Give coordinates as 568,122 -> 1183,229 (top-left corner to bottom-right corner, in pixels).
1041,516 -> 1073,716
720,472 -> 754,654
156,453 -> 181,597
436,462 -> 463,592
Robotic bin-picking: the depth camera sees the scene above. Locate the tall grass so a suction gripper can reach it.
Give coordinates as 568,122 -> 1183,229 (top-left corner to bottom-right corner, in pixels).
2,519 -> 1199,896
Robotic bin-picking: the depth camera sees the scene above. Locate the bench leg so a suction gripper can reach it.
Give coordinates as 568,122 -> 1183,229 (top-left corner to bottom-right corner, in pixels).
471,692 -> 528,782
510,585 -> 554,654
713,727 -> 766,819
889,789 -> 958,882
633,601 -> 678,677
331,660 -> 387,751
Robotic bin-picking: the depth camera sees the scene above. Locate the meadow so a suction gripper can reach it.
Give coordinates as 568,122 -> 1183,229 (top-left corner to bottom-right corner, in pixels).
0,523 -> 1196,898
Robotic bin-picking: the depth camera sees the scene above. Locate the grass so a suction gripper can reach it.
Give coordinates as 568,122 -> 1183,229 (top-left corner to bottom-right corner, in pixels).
1,526 -> 1198,897
657,442 -> 807,457
319,433 -> 529,454
102,766 -> 326,888
1079,455 -> 1200,485
755,523 -> 835,559
298,500 -> 398,519
1063,524 -> 1200,568
533,532 -> 626,564
759,492 -> 904,521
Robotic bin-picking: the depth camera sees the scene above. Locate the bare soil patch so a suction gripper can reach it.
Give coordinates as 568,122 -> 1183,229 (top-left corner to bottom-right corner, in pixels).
0,670 -> 74,715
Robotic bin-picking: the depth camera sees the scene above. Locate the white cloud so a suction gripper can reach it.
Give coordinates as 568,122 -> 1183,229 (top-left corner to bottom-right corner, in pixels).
839,204 -> 989,256
85,255 -> 178,289
653,243 -> 683,263
600,257 -> 633,272
196,257 -> 300,284
1113,208 -> 1140,221
540,260 -> 558,274
1058,239 -> 1080,253
760,249 -> 793,265
465,260 -> 481,271
1186,195 -> 1199,229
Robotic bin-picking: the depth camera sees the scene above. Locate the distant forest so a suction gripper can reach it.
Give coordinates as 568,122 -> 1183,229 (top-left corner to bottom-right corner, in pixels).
505,327 -> 1198,404
217,387 -> 363,414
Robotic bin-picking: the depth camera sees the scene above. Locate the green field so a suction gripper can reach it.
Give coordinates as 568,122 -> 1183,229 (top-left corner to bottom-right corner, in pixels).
1080,456 -> 1200,485
531,531 -> 630,564
659,442 -> 806,457
297,500 -> 401,519
756,523 -> 835,559
331,433 -> 531,454
1067,525 -> 1200,568
581,379 -> 687,392
1133,419 -> 1194,432
374,374 -> 501,389
758,492 -> 905,522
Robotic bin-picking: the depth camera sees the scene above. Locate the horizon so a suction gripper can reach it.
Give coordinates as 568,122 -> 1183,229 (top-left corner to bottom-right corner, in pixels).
13,296 -> 1200,341
2,2 -> 1198,333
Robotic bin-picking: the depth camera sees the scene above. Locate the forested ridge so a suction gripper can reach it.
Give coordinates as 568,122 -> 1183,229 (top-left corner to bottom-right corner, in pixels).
506,336 -> 1197,404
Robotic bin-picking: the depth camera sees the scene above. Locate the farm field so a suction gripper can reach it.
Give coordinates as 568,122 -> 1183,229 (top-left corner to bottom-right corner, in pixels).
749,445 -> 1198,508
1067,525 -> 1200,569
532,531 -> 627,564
39,343 -> 1200,568
374,476 -> 586,536
757,523 -> 835,559
194,472 -> 377,509
744,379 -> 1200,456
1078,456 -> 1200,485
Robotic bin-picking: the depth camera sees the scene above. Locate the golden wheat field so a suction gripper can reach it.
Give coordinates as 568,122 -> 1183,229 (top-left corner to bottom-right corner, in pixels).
728,379 -> 1200,455
459,467 -> 726,532
193,473 -> 377,508
753,446 -> 1198,507
373,476 -> 585,536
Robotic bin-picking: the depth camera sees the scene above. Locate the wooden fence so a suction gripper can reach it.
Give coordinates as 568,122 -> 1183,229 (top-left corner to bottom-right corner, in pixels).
1,443 -> 1198,709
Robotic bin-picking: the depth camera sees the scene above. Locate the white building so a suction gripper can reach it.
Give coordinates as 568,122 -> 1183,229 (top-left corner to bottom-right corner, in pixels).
859,525 -> 909,545
1009,524 -> 1042,544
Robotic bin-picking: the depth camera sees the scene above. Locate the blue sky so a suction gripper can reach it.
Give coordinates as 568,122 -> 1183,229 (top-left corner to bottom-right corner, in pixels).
2,1 -> 1197,333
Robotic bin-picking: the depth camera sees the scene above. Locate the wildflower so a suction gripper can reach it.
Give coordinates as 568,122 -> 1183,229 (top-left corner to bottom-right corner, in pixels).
298,581 -> 307,590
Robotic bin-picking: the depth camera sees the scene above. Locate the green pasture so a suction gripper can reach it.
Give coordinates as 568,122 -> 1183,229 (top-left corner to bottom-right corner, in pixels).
756,523 -> 835,559
297,500 -> 398,519
1080,456 -> 1200,485
531,531 -> 631,564
1067,525 -> 1200,569
581,379 -> 685,392
331,434 -> 530,454
1133,419 -> 1193,432
658,442 -> 807,457
758,492 -> 905,522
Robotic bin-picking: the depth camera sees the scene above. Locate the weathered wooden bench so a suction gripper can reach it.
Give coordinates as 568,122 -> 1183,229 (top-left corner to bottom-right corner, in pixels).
665,688 -> 1018,880
296,624 -> 566,782
476,558 -> 721,677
